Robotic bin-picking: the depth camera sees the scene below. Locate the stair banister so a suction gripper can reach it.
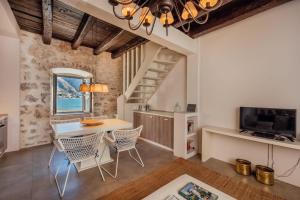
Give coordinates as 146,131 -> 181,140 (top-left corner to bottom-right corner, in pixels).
124,42 -> 162,100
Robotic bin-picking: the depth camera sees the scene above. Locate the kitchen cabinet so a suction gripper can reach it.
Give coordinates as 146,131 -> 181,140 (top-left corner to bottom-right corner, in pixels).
159,116 -> 174,148
133,111 -> 174,149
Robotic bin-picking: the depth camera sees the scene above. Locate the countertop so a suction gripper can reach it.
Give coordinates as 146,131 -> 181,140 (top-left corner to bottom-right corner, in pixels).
133,110 -> 174,118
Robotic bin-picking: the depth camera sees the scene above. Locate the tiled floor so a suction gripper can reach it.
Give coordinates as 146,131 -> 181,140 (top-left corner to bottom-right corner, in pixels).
0,141 -> 299,200
0,140 -> 175,200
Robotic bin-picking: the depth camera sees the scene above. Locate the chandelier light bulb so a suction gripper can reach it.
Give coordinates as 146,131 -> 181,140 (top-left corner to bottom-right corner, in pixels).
199,0 -> 219,9
121,3 -> 136,18
181,1 -> 198,20
139,7 -> 154,26
159,11 -> 174,26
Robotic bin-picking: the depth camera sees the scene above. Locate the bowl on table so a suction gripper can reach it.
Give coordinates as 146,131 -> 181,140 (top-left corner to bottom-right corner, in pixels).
80,119 -> 103,126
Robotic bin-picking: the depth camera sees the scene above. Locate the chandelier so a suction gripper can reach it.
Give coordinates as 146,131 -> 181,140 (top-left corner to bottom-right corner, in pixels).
108,0 -> 223,36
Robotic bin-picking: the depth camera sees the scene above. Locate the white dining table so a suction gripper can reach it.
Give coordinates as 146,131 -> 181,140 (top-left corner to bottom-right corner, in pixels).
51,118 -> 133,172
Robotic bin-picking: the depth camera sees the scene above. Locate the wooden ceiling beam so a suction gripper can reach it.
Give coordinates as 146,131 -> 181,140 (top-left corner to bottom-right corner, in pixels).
72,13 -> 96,49
111,37 -> 148,59
189,0 -> 292,38
42,0 -> 53,44
94,30 -> 125,55
173,0 -> 233,29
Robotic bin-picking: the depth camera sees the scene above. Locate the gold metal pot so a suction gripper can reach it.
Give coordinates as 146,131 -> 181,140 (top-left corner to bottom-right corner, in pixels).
256,165 -> 274,185
235,159 -> 251,176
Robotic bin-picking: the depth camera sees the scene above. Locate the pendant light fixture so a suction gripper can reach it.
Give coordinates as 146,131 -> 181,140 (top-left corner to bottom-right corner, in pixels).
80,83 -> 109,93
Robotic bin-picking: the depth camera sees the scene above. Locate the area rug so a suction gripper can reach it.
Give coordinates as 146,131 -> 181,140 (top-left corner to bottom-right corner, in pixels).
98,158 -> 284,200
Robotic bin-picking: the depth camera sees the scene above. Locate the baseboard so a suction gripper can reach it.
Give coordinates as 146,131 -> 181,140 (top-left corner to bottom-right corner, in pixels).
139,137 -> 173,152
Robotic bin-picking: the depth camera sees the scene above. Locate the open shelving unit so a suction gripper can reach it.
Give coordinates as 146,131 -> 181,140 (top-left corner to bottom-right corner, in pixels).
174,112 -> 198,159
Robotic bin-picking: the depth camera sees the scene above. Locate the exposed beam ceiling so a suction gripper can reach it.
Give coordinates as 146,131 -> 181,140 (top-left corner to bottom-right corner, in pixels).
60,0 -> 198,55
94,29 -> 124,55
72,13 -> 96,49
9,0 -> 293,58
8,0 -> 148,58
42,0 -> 52,44
111,37 -> 148,59
188,0 -> 292,38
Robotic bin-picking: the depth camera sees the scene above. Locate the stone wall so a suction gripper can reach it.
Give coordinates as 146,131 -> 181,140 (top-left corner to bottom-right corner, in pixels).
20,31 -> 122,148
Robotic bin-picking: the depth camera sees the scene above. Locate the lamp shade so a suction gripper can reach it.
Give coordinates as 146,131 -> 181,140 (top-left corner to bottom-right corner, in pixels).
79,83 -> 90,92
121,3 -> 136,17
199,0 -> 219,9
182,1 -> 198,20
160,12 -> 174,26
140,7 -> 154,26
90,83 -> 109,93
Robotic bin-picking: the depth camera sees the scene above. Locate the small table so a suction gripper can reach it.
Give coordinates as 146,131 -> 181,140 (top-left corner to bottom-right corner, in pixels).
51,119 -> 133,172
143,174 -> 235,200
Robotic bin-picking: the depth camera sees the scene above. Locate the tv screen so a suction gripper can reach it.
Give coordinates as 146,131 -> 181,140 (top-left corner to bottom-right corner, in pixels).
240,107 -> 296,138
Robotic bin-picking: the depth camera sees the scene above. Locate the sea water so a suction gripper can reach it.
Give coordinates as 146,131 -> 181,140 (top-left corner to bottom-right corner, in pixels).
57,97 -> 82,111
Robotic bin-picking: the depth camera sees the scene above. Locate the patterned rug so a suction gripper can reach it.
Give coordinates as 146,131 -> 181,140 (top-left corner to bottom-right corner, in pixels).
98,158 -> 284,200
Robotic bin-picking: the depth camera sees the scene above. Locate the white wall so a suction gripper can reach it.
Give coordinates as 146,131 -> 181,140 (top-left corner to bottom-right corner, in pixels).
148,57 -> 187,112
0,0 -> 20,38
198,1 -> 300,186
0,35 -> 20,152
0,0 -> 20,152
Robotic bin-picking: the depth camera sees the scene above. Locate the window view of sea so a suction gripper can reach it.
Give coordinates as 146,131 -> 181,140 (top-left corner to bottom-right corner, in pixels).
56,76 -> 90,113
57,97 -> 82,112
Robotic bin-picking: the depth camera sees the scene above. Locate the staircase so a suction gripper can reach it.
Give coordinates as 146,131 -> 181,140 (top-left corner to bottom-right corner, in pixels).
122,42 -> 183,104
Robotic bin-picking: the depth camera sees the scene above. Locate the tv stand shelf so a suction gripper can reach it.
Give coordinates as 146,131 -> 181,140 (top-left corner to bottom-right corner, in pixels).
202,126 -> 300,162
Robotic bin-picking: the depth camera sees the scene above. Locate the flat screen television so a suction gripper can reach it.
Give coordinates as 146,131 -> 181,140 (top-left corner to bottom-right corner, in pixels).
240,107 -> 296,138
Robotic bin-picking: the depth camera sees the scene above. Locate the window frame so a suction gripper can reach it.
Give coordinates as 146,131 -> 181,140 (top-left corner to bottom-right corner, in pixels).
53,74 -> 92,115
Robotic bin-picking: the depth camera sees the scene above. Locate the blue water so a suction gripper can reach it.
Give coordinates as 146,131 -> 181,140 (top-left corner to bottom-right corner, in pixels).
57,97 -> 82,112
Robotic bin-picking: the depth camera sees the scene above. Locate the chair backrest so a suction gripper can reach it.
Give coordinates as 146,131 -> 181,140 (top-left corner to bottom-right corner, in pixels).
58,132 -> 103,163
111,126 -> 143,150
84,115 -> 108,120
50,118 -> 81,125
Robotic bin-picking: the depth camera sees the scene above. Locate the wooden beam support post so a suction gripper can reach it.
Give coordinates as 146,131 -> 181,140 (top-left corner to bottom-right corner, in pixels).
111,37 -> 148,59
72,13 -> 96,49
42,0 -> 52,44
93,30 -> 124,55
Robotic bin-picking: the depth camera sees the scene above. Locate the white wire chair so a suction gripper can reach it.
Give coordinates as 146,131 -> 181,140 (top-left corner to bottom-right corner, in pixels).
102,126 -> 144,178
48,118 -> 81,168
55,132 -> 105,197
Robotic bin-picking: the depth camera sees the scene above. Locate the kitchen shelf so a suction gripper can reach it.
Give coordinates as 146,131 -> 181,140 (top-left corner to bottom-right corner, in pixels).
174,112 -> 199,159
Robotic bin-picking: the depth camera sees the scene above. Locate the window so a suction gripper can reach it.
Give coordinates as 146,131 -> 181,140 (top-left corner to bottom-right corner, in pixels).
53,75 -> 92,114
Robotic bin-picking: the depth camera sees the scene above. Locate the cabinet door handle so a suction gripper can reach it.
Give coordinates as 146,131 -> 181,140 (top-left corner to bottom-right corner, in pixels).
164,118 -> 169,121
149,116 -> 153,118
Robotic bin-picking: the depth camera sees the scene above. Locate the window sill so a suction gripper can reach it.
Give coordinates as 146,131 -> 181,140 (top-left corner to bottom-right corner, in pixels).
53,112 -> 92,116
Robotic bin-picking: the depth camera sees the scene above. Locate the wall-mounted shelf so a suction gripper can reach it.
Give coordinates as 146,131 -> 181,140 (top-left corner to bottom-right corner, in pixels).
174,112 -> 198,159
202,126 -> 300,162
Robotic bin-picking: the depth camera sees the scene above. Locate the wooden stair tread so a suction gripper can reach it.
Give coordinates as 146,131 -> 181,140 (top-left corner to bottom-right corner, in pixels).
148,68 -> 168,73
153,59 -> 177,65
137,84 -> 157,87
143,76 -> 161,80
133,90 -> 153,94
128,97 -> 147,100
